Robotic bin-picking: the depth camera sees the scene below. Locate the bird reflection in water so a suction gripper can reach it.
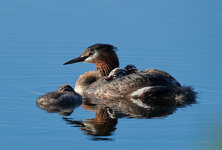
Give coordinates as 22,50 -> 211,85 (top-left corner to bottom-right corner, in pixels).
63,106 -> 118,141
62,95 -> 195,141
36,84 -> 196,141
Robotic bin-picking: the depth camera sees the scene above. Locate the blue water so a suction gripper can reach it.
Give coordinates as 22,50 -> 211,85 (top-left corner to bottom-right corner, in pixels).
1,0 -> 222,150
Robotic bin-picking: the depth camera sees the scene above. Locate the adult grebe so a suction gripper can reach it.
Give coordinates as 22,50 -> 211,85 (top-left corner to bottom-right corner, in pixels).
63,44 -> 196,106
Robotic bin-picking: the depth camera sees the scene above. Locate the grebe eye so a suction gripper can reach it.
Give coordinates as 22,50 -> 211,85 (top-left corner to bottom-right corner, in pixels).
90,52 -> 94,55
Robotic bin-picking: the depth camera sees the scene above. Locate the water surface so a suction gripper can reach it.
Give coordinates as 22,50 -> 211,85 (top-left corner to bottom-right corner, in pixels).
1,0 -> 222,150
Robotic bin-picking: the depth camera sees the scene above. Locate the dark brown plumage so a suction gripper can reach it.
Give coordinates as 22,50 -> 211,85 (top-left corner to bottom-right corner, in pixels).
36,84 -> 82,116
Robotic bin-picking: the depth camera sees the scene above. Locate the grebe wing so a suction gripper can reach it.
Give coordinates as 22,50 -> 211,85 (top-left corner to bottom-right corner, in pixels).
88,69 -> 180,98
84,69 -> 196,106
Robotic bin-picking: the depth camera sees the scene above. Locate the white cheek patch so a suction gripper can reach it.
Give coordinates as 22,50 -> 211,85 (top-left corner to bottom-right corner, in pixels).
85,56 -> 93,62
85,52 -> 100,63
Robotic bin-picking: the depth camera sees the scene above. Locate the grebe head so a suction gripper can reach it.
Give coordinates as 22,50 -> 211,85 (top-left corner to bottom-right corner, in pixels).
106,68 -> 129,81
63,44 -> 119,76
124,64 -> 138,74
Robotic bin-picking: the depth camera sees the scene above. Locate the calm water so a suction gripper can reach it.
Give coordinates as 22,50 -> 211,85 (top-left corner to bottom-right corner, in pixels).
1,0 -> 222,150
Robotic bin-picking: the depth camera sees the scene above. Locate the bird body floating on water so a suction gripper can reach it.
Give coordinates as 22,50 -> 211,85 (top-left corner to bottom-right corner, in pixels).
64,44 -> 196,106
36,84 -> 82,116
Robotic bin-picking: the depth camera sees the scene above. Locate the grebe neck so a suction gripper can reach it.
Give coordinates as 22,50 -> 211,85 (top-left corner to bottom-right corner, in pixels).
96,54 -> 119,76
